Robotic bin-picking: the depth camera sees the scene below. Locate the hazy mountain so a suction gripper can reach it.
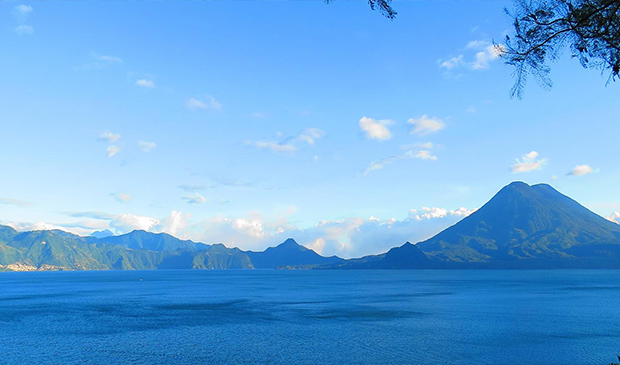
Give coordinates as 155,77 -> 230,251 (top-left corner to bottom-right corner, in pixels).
0,225 -> 17,243
2,181 -> 620,271
247,238 -> 344,269
417,181 -> 620,268
322,242 -> 432,269
91,230 -> 209,252
90,229 -> 115,239
0,229 -> 326,271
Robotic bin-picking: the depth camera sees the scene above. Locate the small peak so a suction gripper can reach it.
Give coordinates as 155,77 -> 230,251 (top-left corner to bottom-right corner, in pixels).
280,238 -> 299,246
90,229 -> 114,239
507,181 -> 530,188
495,181 -> 532,196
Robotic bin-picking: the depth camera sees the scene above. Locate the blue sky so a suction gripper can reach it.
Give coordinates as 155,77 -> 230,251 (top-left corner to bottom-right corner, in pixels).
1,0 -> 619,258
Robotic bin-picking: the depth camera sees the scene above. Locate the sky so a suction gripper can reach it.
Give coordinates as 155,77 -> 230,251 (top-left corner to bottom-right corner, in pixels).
1,0 -> 619,258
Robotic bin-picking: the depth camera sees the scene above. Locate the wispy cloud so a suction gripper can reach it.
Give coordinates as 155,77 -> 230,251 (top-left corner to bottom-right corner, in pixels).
359,116 -> 392,141
183,193 -> 207,204
178,185 -> 207,192
401,142 -> 435,150
410,206 -> 476,220
14,25 -> 34,35
468,41 -> 505,70
135,79 -> 155,88
439,40 -> 504,71
114,193 -> 131,203
245,128 -> 325,155
297,128 -> 326,146
608,212 -> 620,224
65,211 -> 116,220
439,55 -> 463,70
76,52 -> 123,71
408,115 -> 446,136
510,151 -> 546,173
567,165 -> 595,176
187,95 -> 221,110
245,140 -> 297,153
99,132 -> 120,143
107,145 -> 120,157
0,197 -> 32,208
13,4 -> 33,15
138,141 -> 157,152
91,52 -> 123,64
414,150 -> 437,161
365,149 -> 437,175
12,4 -> 33,27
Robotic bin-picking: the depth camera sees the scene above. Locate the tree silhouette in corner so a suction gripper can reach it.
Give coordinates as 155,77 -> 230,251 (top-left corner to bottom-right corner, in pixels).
503,0 -> 620,98
333,0 -> 619,98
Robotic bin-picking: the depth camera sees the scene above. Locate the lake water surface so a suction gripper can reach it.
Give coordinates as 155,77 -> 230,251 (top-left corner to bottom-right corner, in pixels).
0,270 -> 618,364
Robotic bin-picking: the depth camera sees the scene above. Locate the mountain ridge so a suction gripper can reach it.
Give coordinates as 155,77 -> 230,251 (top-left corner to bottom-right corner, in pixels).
2,181 -> 620,271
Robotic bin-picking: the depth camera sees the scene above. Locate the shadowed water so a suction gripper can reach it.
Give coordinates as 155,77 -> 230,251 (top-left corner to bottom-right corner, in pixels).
0,270 -> 618,364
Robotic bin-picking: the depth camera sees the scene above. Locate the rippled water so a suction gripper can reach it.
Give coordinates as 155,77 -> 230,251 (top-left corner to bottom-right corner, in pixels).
0,270 -> 618,364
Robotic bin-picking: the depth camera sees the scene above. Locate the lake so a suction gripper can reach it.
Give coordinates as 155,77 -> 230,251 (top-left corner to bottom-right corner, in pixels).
0,270 -> 618,364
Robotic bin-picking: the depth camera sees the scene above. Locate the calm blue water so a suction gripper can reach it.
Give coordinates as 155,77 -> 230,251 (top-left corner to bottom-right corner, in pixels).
0,270 -> 618,364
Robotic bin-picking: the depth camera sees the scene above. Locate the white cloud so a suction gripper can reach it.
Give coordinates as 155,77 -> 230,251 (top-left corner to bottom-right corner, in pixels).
439,55 -> 463,70
297,128 -> 326,146
245,140 -> 297,154
359,116 -> 392,141
5,221 -> 64,232
107,145 -> 120,157
232,218 -> 265,239
248,128 -> 326,154
450,207 -> 477,217
99,132 -> 120,143
115,193 -> 131,203
440,40 -> 505,71
364,149 -> 436,175
0,197 -> 31,208
1,220 -> 96,237
401,142 -> 435,150
14,25 -> 33,35
471,43 -> 505,70
187,95 -> 221,110
567,165 -> 594,176
138,141 -> 156,152
510,151 -> 547,173
14,4 -> 33,15
409,207 -> 476,220
77,53 -> 123,70
65,211 -> 116,220
413,207 -> 448,220
466,106 -> 477,113
408,115 -> 446,135
110,214 -> 158,233
365,156 -> 399,174
91,52 -> 123,64
135,79 -> 155,88
178,185 -> 207,192
414,150 -> 437,161
7,202 -> 478,258
159,211 -> 190,236
608,212 -> 620,224
183,193 -> 206,205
